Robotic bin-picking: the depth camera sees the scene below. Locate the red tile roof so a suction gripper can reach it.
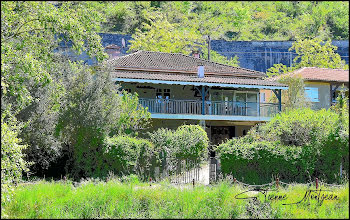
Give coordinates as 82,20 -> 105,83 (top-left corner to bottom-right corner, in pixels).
272,67 -> 349,83
106,51 -> 266,78
107,51 -> 287,88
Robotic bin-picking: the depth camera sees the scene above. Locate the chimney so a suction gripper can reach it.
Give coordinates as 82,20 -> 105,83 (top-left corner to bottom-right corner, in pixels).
105,44 -> 121,59
197,64 -> 204,78
191,49 -> 200,58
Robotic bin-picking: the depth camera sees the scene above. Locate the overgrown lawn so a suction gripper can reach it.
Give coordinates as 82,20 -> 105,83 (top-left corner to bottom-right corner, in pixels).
3,179 -> 349,219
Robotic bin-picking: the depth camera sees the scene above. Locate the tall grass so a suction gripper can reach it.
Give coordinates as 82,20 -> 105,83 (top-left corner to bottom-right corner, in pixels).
3,178 -> 349,219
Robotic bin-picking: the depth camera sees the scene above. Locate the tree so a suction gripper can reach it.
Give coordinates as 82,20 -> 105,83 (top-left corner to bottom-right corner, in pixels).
1,2 -> 108,116
1,111 -> 29,217
115,91 -> 151,136
54,63 -> 121,179
128,12 -> 240,66
267,38 -> 349,78
275,75 -> 311,110
128,12 -> 204,55
1,1 -> 108,207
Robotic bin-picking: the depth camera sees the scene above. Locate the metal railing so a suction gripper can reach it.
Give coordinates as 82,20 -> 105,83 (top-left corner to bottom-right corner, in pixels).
139,98 -> 279,117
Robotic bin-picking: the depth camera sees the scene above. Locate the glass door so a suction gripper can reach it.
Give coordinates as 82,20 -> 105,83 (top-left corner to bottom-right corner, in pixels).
246,93 -> 258,116
234,92 -> 247,115
234,92 -> 258,116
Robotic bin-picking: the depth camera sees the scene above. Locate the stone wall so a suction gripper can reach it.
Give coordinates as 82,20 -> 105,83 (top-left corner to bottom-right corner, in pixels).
58,33 -> 349,72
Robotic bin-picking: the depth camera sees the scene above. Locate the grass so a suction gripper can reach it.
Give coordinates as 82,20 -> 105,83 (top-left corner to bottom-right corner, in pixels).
2,178 -> 349,219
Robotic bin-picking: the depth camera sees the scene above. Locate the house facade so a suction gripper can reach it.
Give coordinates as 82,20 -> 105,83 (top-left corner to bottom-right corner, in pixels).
261,67 -> 349,110
107,51 -> 287,145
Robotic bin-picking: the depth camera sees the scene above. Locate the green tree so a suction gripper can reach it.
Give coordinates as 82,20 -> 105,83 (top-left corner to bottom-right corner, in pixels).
1,1 -> 107,207
267,38 -> 348,78
1,1 -> 107,115
116,91 -> 151,136
54,63 -> 121,179
1,112 -> 29,217
128,12 -> 240,66
275,75 -> 311,110
128,12 -> 203,54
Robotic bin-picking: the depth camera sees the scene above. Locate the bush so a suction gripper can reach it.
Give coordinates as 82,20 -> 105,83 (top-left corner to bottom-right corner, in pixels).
148,125 -> 209,163
1,113 -> 29,215
102,135 -> 155,181
217,108 -> 349,184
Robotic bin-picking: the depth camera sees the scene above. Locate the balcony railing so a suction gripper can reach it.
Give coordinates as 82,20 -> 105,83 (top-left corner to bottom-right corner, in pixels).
139,98 -> 279,117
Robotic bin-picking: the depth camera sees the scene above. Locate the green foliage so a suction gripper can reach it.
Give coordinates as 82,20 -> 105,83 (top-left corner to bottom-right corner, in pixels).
103,135 -> 155,181
2,180 -> 349,219
128,10 -> 240,67
267,38 -> 348,78
1,112 -> 28,216
217,108 -> 349,183
1,1 -> 108,115
128,12 -> 204,55
276,75 -> 311,110
148,125 -> 209,163
202,50 -> 240,67
291,38 -> 348,69
98,1 -> 349,41
116,91 -> 151,136
1,1 -> 108,179
55,63 -> 121,179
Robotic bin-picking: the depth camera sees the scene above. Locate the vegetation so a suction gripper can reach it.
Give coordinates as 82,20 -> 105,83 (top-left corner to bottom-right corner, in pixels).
1,112 -> 29,216
1,1 -> 349,218
149,125 -> 209,162
1,1 -> 107,213
96,1 -> 349,41
116,91 -> 151,136
2,179 -> 349,219
267,38 -> 348,78
103,135 -> 155,180
217,107 -> 349,184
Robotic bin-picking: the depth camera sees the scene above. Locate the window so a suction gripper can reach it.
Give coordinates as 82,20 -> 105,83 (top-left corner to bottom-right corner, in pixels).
156,88 -> 162,98
260,92 -> 266,103
156,88 -> 171,99
164,89 -> 171,99
304,87 -> 319,102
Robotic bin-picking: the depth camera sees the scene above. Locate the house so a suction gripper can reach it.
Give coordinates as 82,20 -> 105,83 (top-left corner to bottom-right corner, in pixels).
106,51 -> 288,145
261,67 -> 349,110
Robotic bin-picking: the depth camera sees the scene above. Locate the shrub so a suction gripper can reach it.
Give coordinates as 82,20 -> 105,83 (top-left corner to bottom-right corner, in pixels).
102,135 -> 155,181
217,108 -> 349,184
1,113 -> 29,216
148,125 -> 209,163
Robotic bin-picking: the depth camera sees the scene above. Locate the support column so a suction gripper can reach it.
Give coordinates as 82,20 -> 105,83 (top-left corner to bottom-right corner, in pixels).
273,89 -> 282,112
195,86 -> 210,115
202,86 -> 205,115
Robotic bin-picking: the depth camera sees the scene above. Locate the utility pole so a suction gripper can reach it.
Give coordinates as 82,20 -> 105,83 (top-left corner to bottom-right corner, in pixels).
207,35 -> 211,61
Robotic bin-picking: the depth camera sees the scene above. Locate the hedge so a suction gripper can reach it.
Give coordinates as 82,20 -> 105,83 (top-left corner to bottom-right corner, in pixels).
217,108 -> 349,184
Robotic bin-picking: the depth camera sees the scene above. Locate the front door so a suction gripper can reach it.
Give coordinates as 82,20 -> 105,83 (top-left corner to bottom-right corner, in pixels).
211,126 -> 235,146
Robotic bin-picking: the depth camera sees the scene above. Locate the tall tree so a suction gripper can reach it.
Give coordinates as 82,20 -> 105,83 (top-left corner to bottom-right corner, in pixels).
1,1 -> 107,187
267,38 -> 348,77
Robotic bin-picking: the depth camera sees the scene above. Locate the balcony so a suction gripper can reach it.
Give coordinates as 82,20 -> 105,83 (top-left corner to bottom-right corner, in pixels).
139,98 -> 279,119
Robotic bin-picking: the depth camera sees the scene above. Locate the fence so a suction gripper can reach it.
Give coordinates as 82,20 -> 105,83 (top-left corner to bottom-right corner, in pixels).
151,159 -> 202,184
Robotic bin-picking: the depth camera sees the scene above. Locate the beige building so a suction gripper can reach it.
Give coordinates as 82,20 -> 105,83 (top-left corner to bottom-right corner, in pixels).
107,51 -> 288,145
260,67 -> 349,110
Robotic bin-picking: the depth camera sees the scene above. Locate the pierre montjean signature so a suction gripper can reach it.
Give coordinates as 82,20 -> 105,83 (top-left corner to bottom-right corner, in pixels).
234,188 -> 339,206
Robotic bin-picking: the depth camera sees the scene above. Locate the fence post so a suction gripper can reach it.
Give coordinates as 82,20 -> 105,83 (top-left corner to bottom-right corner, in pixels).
149,177 -> 152,186
276,178 -> 279,189
316,178 -> 319,190
193,178 -> 195,188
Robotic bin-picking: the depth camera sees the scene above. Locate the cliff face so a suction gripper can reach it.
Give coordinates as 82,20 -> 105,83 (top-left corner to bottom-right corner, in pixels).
58,33 -> 349,72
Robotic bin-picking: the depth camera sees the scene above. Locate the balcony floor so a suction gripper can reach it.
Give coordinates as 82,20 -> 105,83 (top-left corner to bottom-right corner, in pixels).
150,113 -> 272,121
